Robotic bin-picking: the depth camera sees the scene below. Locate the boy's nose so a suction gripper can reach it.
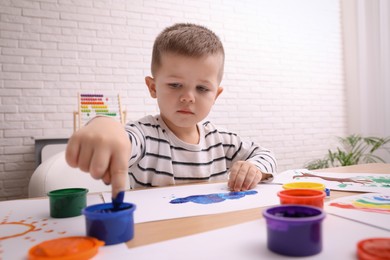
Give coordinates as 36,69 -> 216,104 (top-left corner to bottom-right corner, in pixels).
180,91 -> 195,103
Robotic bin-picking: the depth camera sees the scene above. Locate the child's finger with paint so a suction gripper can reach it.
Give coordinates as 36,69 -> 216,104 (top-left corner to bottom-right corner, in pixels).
110,171 -> 128,198
109,149 -> 131,197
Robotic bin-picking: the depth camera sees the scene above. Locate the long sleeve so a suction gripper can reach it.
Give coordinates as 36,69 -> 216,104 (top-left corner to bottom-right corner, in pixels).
124,115 -> 277,188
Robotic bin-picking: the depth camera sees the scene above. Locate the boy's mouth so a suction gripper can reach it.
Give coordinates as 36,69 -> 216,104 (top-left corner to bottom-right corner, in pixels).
177,109 -> 194,114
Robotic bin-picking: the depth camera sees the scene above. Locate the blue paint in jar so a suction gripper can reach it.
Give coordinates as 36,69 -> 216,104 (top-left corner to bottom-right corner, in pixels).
82,202 -> 136,245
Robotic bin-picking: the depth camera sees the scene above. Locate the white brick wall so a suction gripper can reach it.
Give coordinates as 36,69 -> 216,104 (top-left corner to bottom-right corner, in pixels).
0,0 -> 346,200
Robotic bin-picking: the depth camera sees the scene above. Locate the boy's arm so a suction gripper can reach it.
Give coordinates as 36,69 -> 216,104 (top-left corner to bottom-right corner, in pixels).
65,116 -> 132,197
227,139 -> 277,191
228,160 -> 268,191
245,145 -> 277,182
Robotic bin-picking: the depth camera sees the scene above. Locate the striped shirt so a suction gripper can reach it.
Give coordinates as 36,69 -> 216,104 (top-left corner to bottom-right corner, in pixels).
125,115 -> 277,189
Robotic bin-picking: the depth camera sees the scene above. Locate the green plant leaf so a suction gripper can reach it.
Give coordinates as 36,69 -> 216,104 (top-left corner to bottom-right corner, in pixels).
304,134 -> 390,169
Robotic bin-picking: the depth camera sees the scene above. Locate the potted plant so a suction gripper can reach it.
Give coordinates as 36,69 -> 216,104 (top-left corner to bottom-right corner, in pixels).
305,134 -> 390,170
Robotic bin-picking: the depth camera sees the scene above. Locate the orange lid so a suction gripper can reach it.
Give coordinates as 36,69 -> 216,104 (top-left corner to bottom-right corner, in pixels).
357,238 -> 390,260
28,236 -> 104,260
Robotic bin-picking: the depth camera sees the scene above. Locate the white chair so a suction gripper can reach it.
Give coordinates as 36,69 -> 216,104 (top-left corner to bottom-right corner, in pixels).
29,151 -> 112,198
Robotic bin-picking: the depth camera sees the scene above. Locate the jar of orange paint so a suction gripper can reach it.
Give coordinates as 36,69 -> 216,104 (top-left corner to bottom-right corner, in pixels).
278,189 -> 326,208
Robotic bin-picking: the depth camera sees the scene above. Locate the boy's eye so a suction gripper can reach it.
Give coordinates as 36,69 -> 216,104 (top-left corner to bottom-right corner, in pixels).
168,83 -> 182,88
197,85 -> 209,92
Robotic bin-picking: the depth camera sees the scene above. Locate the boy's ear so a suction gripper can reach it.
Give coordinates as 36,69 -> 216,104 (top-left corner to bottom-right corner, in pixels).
215,86 -> 224,100
145,76 -> 157,98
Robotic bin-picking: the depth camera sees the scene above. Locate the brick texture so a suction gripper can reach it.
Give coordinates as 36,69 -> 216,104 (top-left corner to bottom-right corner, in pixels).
0,0 -> 346,200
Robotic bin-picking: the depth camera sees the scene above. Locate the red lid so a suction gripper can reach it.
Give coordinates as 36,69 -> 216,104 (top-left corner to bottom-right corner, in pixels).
357,238 -> 390,260
28,236 -> 104,260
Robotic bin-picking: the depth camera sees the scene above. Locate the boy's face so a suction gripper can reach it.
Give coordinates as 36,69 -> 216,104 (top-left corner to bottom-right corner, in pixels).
145,52 -> 223,134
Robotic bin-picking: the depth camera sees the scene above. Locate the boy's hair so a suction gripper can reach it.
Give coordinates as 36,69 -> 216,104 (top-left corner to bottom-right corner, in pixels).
151,23 -> 225,78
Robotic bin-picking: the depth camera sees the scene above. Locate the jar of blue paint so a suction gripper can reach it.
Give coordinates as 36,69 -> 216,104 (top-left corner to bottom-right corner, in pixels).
262,204 -> 326,257
82,202 -> 136,245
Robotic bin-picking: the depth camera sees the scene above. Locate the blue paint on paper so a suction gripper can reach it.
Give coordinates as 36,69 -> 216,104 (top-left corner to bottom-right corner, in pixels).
169,190 -> 258,204
372,195 -> 390,201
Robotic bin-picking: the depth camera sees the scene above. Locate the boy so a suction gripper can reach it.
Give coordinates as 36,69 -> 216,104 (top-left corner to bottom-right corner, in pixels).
66,23 -> 277,197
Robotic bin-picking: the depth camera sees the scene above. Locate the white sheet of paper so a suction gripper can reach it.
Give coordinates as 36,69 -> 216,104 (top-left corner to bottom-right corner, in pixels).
102,183 -> 283,223
274,169 -> 390,193
94,243 -> 133,259
325,192 -> 390,231
125,214 -> 390,259
0,195 -> 104,260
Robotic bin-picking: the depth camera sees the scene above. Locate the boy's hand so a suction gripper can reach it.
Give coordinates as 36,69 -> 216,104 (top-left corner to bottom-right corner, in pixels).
227,161 -> 263,191
65,117 -> 131,197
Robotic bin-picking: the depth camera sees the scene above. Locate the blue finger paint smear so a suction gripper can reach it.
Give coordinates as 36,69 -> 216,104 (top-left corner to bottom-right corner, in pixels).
170,190 -> 258,204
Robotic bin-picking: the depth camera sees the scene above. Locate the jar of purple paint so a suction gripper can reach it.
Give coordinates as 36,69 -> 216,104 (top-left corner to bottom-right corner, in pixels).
262,204 -> 326,257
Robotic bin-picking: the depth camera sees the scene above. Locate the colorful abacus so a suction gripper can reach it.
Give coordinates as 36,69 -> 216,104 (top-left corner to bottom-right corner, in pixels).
73,93 -> 126,131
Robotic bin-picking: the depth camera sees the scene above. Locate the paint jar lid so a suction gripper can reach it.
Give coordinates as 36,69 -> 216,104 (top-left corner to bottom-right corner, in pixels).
357,238 -> 390,260
283,182 -> 325,191
28,236 -> 104,260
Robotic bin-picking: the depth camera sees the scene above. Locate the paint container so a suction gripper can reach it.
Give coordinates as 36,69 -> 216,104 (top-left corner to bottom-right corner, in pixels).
263,204 -> 326,257
357,237 -> 390,260
283,182 -> 325,191
278,189 -> 326,208
82,202 -> 136,245
47,188 -> 88,218
324,188 -> 331,197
